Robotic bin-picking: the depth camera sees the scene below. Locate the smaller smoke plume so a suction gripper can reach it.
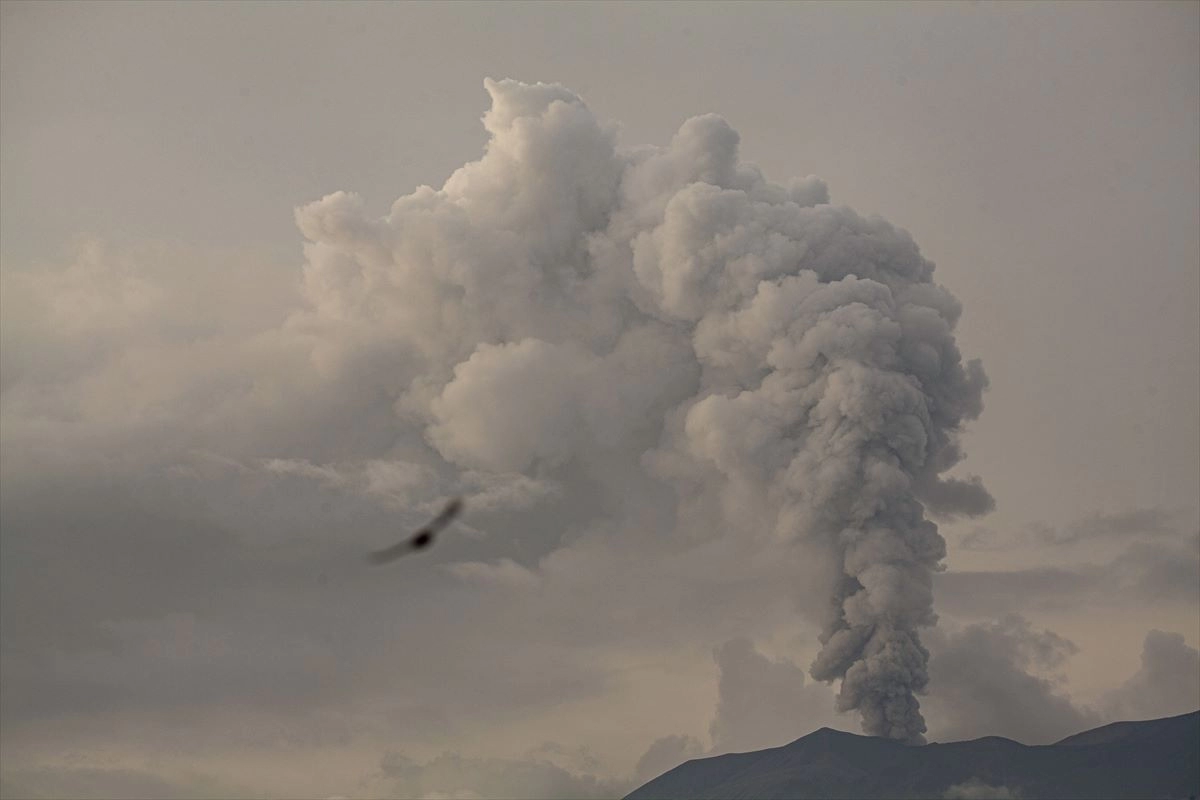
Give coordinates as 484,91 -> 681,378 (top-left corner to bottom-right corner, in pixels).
1103,630 -> 1200,721
634,735 -> 704,784
710,638 -> 839,753
921,616 -> 1096,744
375,750 -> 622,799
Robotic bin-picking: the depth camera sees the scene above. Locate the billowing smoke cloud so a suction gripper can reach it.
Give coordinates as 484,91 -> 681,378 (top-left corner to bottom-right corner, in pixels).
291,78 -> 988,742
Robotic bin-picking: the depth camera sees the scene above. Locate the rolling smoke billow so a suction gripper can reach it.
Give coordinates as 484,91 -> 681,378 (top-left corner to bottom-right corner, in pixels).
294,79 -> 991,742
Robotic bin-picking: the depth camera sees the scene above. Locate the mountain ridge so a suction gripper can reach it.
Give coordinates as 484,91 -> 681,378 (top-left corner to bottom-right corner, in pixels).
626,710 -> 1200,800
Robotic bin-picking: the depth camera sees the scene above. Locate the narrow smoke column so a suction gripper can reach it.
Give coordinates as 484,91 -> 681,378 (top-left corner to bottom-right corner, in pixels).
680,266 -> 987,743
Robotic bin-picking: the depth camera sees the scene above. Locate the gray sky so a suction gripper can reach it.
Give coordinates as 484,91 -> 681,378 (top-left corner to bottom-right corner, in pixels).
1,2 -> 1197,798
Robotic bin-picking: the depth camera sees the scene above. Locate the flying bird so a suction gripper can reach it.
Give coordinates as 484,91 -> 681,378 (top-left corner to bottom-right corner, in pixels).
366,497 -> 463,564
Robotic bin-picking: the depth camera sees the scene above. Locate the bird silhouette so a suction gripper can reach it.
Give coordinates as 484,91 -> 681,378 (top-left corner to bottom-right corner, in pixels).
366,497 -> 463,565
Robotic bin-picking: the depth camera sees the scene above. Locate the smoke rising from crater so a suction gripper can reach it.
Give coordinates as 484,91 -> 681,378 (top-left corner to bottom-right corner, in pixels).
293,78 -> 989,741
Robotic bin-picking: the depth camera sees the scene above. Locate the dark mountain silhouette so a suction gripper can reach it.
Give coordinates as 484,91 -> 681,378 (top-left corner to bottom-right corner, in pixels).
625,710 -> 1199,800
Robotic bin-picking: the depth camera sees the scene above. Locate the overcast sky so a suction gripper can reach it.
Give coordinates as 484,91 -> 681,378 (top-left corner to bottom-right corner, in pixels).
1,2 -> 1197,798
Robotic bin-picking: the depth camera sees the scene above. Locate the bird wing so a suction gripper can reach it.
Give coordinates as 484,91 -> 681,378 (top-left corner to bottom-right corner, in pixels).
365,498 -> 464,565
365,536 -> 423,565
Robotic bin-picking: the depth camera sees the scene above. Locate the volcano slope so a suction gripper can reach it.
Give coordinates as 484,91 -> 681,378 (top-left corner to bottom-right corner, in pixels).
626,710 -> 1200,799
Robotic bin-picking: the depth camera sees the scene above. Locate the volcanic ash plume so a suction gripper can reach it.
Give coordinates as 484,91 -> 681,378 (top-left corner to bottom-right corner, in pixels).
293,79 -> 990,741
